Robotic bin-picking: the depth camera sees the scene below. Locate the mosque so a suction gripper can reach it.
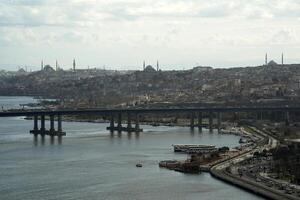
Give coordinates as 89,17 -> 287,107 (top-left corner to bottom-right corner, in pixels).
143,61 -> 160,72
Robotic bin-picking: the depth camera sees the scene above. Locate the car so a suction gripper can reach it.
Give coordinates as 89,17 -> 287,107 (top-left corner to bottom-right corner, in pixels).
274,183 -> 280,189
266,181 -> 273,187
255,178 -> 261,182
285,189 -> 293,194
278,184 -> 284,190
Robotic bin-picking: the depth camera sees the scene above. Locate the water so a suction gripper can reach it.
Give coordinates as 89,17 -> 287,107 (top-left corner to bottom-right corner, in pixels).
0,96 -> 39,110
0,96 -> 264,200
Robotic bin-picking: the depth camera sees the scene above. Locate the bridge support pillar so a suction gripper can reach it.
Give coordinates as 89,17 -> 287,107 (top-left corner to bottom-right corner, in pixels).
117,113 -> 122,131
285,111 -> 290,126
209,112 -> 213,131
107,114 -> 115,132
34,115 -> 38,132
40,115 -> 45,133
58,115 -> 62,132
198,112 -> 202,131
110,114 -> 115,129
127,113 -> 132,130
217,112 -> 222,132
30,115 -> 39,135
106,112 -> 142,133
135,114 -> 140,132
50,115 -> 55,134
57,115 -> 66,136
190,112 -> 195,129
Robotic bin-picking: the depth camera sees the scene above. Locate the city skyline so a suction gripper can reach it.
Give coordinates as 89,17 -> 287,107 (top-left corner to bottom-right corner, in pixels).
2,53 -> 294,72
1,0 -> 300,70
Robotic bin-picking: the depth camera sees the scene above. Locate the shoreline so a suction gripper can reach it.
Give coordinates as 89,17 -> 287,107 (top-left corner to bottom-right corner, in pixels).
159,124 -> 299,200
209,126 -> 298,200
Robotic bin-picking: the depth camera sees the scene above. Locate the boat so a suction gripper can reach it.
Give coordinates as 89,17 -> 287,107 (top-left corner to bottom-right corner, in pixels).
136,163 -> 143,167
172,144 -> 216,153
150,122 -> 160,126
159,160 -> 200,173
159,160 -> 180,168
220,127 -> 241,135
239,137 -> 247,144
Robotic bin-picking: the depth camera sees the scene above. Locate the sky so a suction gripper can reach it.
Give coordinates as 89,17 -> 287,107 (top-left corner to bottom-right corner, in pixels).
1,0 -> 300,71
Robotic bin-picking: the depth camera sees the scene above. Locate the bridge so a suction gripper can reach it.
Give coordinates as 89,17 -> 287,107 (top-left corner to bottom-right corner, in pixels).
0,106 -> 298,137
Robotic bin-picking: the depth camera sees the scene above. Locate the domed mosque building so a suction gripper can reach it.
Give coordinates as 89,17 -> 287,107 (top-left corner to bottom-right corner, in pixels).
144,65 -> 156,72
143,61 -> 160,72
43,65 -> 55,72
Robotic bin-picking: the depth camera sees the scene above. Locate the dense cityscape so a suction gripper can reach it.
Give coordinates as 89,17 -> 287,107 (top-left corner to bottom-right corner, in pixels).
1,58 -> 300,108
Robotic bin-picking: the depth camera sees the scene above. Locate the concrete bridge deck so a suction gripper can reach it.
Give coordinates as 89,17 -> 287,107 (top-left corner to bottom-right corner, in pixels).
0,106 -> 299,117
0,106 -> 297,137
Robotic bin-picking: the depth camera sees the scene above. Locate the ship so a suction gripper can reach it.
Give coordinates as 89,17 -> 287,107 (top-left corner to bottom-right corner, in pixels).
220,127 -> 241,135
172,144 -> 217,154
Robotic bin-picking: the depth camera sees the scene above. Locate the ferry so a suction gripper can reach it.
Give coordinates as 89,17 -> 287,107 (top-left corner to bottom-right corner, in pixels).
220,127 -> 241,135
172,144 -> 216,153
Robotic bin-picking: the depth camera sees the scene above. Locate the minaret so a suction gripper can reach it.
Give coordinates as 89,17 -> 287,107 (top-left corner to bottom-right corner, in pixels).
41,60 -> 44,71
156,60 -> 159,71
73,59 -> 76,72
281,53 -> 284,65
143,60 -> 145,71
265,53 -> 268,65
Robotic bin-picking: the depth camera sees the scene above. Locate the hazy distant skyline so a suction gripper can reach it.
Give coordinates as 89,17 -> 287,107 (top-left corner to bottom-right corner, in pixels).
1,0 -> 300,71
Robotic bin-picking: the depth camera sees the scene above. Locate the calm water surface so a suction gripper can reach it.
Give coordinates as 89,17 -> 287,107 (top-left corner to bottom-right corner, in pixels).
0,96 -> 39,110
0,97 -> 265,200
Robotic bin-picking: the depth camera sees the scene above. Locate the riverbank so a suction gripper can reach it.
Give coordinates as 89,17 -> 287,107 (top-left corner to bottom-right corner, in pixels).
159,126 -> 256,173
209,126 -> 299,200
158,124 -> 300,199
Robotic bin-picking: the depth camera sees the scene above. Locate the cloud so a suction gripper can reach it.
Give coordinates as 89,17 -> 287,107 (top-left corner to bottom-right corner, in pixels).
0,0 -> 300,28
268,29 -> 300,46
1,0 -> 300,68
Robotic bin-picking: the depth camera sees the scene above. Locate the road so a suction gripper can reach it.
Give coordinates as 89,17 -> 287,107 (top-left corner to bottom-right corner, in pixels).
210,126 -> 299,200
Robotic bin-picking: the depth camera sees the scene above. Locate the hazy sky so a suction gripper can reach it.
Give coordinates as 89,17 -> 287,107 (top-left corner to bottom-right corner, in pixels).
1,0 -> 300,71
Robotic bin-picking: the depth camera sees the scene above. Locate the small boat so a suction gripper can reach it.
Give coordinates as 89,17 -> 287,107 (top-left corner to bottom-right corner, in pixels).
239,137 -> 247,144
136,163 -> 143,167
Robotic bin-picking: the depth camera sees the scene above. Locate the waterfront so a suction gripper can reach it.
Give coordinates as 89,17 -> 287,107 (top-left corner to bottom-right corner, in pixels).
0,96 -> 39,110
0,97 -> 265,200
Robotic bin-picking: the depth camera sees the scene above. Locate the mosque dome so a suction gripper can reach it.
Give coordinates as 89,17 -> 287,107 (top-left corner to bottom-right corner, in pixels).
144,65 -> 156,72
43,65 -> 55,72
268,60 -> 278,66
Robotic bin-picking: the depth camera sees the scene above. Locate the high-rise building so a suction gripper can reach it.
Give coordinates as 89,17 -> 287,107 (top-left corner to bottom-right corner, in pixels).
265,53 -> 268,65
156,60 -> 159,71
143,61 -> 145,71
56,60 -> 58,71
281,53 -> 284,65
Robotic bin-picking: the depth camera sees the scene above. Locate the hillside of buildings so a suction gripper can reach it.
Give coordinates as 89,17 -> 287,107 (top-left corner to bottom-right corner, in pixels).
1,62 -> 300,108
